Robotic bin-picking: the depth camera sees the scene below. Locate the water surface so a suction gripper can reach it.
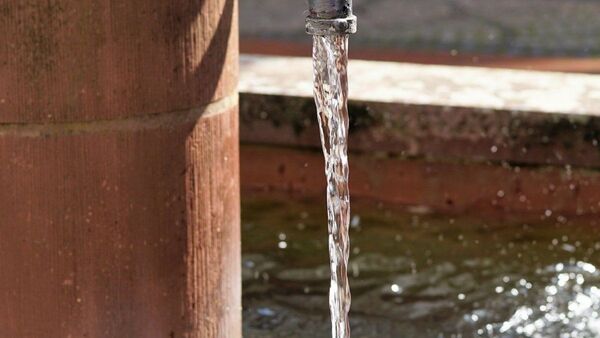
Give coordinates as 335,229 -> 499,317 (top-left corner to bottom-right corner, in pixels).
242,197 -> 600,337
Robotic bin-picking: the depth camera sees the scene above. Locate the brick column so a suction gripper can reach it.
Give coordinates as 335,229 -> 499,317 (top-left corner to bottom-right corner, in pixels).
0,1 -> 240,337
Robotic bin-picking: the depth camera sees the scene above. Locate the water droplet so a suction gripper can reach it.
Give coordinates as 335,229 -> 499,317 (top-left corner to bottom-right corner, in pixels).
545,285 -> 558,295
390,284 -> 403,293
257,307 -> 276,317
350,215 -> 361,228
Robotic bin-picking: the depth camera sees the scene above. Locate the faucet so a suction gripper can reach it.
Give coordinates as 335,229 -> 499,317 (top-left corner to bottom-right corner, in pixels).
306,0 -> 357,35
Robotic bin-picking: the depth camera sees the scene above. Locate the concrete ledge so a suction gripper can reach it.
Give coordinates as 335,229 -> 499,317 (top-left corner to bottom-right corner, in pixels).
240,54 -> 600,168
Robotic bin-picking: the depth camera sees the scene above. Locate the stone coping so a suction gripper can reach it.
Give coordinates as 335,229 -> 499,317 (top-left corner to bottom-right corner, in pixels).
240,54 -> 600,168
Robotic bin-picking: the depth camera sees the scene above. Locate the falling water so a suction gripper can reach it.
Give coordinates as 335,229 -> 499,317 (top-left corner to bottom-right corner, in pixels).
312,34 -> 351,338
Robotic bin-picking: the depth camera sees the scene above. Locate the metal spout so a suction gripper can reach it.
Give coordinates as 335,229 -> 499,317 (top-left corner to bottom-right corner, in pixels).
306,0 -> 357,35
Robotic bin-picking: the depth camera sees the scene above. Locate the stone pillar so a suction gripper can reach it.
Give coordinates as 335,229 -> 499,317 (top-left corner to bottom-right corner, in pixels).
0,1 -> 240,337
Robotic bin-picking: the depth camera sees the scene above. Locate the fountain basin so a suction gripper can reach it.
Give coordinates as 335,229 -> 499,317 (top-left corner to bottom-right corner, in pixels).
239,55 -> 600,337
240,54 -> 600,219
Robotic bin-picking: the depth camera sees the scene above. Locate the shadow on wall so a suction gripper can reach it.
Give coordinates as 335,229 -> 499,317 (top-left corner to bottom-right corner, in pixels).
0,0 -> 236,122
170,0 -> 236,105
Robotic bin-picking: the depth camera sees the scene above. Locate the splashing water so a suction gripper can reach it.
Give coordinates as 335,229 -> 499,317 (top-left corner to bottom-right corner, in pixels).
312,34 -> 352,338
479,261 -> 600,338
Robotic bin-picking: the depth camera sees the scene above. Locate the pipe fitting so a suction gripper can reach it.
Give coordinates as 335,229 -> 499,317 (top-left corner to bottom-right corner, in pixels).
306,0 -> 357,35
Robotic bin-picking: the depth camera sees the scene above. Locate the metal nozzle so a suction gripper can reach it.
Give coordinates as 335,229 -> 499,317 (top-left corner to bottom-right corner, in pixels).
306,0 -> 357,35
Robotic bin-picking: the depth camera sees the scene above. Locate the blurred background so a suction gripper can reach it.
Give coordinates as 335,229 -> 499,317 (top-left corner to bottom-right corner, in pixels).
239,1 -> 600,337
241,0 -> 600,72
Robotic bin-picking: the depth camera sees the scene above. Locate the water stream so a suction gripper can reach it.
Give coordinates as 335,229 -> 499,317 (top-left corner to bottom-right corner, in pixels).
312,35 -> 352,338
